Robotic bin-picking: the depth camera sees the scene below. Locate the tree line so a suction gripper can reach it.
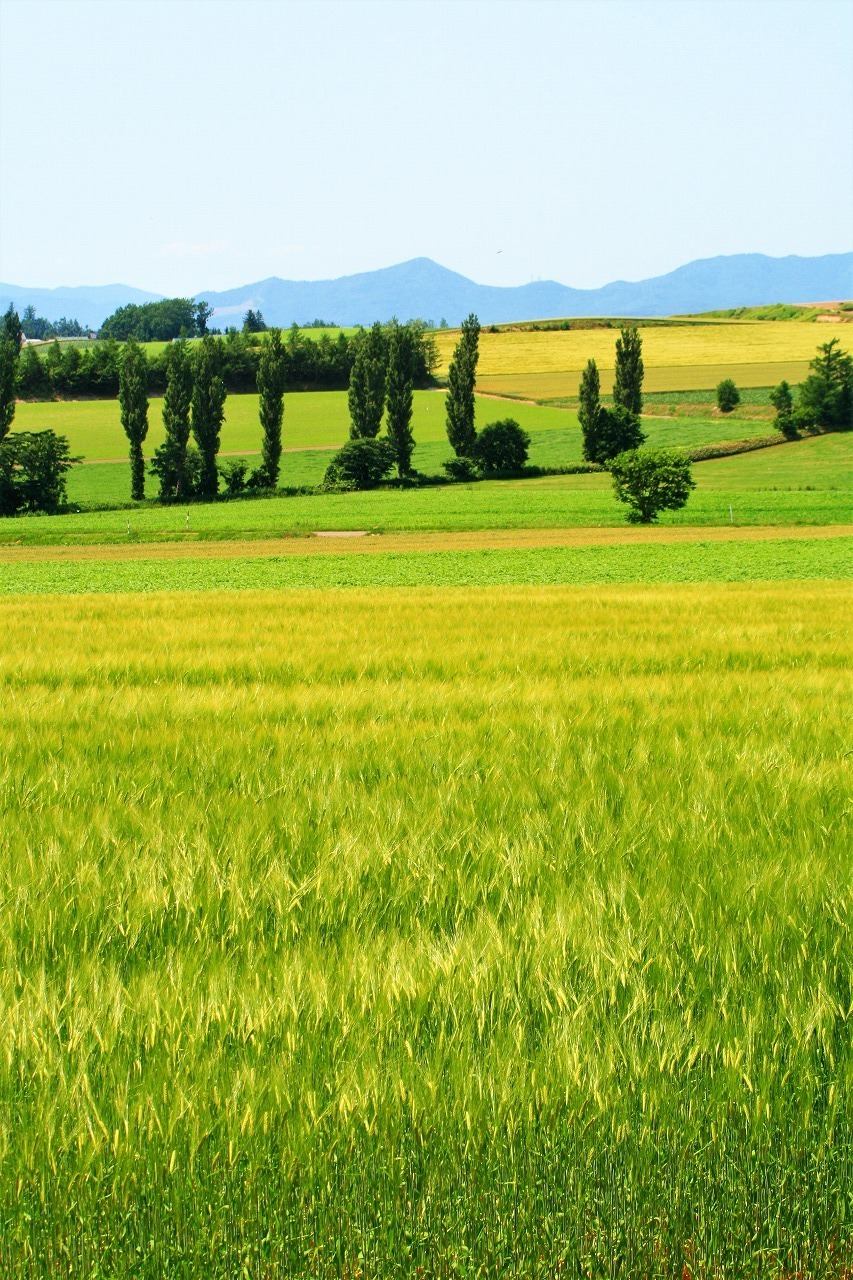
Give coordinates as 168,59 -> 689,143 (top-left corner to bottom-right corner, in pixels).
13,322 -> 438,401
99,298 -> 213,343
20,306 -> 87,340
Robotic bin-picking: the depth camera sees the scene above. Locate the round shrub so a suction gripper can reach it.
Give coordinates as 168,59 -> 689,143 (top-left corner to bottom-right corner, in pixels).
716,379 -> 740,413
323,438 -> 395,490
472,418 -> 530,475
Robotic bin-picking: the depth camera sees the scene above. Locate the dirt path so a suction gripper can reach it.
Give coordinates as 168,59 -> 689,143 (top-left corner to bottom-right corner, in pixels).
2,524 -> 849,565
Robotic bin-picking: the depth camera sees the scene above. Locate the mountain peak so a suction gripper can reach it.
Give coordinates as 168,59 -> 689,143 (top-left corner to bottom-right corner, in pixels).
2,253 -> 850,330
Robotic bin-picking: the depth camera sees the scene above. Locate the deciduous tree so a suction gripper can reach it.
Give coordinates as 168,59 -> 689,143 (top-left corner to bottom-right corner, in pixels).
118,337 -> 149,500
798,338 -> 853,431
770,380 -> 797,439
610,447 -> 695,523
0,429 -> 79,514
473,418 -> 529,474
716,378 -> 740,413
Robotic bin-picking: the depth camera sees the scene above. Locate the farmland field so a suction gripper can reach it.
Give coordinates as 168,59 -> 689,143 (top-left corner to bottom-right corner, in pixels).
3,332 -> 851,1274
0,432 -> 849,546
56,416 -> 775,509
12,390 -> 580,462
1,579 -> 850,1276
433,321 -> 852,400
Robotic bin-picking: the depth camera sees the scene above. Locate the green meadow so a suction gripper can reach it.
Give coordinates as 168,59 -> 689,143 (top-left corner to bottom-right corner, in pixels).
0,432 -> 849,547
12,390 -> 578,460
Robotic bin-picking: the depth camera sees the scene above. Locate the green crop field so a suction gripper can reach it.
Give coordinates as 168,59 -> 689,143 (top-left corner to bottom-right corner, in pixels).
11,391 -> 579,461
3,383 -> 851,1274
2,533 -> 849,594
1,580 -> 850,1275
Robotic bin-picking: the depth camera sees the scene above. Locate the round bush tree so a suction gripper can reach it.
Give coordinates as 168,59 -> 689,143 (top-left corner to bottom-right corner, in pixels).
323,437 -> 394,490
472,418 -> 530,475
716,378 -> 740,413
610,447 -> 695,524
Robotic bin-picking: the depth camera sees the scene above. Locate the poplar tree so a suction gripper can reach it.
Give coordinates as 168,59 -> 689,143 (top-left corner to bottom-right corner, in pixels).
578,358 -> 602,463
0,304 -> 22,441
257,328 -> 287,485
348,321 -> 386,438
192,335 -> 226,497
118,337 -> 149,500
613,325 -> 644,416
158,339 -> 193,497
385,322 -> 415,478
445,313 -> 480,457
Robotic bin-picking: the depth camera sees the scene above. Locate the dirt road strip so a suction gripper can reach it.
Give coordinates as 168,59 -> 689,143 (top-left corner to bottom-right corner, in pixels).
1,525 -> 850,565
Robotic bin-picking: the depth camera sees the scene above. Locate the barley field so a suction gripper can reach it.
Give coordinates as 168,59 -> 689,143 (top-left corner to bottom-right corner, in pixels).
1,581 -> 851,1276
433,322 -> 852,401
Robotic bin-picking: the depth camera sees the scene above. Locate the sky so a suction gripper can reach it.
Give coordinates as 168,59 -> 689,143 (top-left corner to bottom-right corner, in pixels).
1,0 -> 851,294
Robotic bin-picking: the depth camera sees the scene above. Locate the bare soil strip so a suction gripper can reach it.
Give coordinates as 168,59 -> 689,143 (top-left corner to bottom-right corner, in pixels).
1,525 -> 850,565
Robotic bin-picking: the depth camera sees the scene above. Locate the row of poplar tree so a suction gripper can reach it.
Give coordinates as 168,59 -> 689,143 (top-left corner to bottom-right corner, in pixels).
118,318 -> 436,501
118,333 -> 287,501
577,328 -> 647,464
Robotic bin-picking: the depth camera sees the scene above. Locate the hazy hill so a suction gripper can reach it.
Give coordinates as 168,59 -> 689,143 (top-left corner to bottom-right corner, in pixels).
2,253 -> 850,331
0,283 -> 162,331
199,254 -> 853,328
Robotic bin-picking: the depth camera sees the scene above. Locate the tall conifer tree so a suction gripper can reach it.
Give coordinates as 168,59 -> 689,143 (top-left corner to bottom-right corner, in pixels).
160,339 -> 193,497
0,305 -> 22,441
578,358 -> 602,463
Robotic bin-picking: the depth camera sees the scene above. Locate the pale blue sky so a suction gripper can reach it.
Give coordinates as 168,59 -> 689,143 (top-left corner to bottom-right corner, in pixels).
1,0 -> 851,294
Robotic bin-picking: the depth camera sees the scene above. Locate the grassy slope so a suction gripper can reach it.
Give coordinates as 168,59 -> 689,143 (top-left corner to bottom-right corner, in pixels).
1,583 -> 850,1274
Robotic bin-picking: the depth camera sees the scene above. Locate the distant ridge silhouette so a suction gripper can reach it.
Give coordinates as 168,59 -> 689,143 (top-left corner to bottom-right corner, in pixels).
2,253 -> 851,330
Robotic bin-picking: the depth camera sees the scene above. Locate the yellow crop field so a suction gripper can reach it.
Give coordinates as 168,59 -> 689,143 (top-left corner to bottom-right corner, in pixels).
434,322 -> 850,398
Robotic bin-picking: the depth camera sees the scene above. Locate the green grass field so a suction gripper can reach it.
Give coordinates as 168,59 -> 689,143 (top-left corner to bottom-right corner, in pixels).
1,582 -> 850,1275
11,390 -> 579,460
11,385 -> 796,511
57,415 -> 775,508
0,432 -> 848,547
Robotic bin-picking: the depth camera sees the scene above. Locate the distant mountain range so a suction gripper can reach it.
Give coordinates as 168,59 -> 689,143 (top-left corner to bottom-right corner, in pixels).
2,253 -> 851,331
